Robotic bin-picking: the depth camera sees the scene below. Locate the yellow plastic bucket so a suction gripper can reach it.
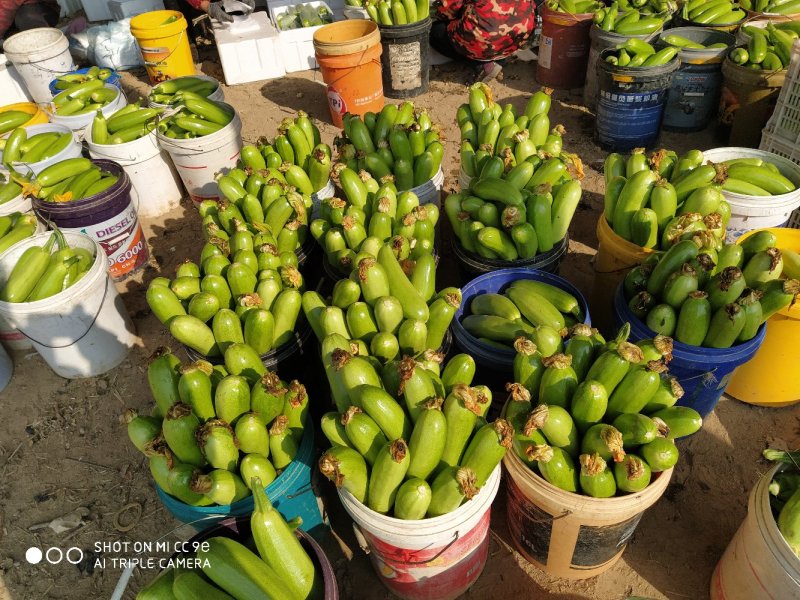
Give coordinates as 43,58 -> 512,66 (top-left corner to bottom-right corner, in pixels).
130,10 -> 195,84
0,102 -> 48,128
726,227 -> 800,406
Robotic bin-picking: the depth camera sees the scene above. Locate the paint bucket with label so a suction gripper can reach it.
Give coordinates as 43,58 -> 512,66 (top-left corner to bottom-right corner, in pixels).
378,17 -> 432,98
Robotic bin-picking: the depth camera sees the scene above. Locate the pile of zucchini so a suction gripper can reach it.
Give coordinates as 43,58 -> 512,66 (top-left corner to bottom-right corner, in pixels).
276,2 -> 334,29
157,95 -> 234,139
764,449 -> 800,558
90,103 -> 162,145
51,66 -> 114,92
302,242 -> 457,376
546,0 -> 604,14
461,279 -> 583,351
24,158 -> 119,203
730,24 -> 796,71
604,148 -> 735,250
335,102 -> 444,191
680,0 -> 745,25
138,485 -> 322,598
0,212 -> 36,253
146,236 -> 306,358
0,110 -> 34,135
310,175 -> 438,275
623,231 -> 800,347
252,111 -> 334,195
128,348 -> 308,507
743,0 -> 800,13
50,78 -> 119,117
361,0 -> 429,25
507,324 -> 701,497
593,0 -> 671,34
319,351 -> 510,518
604,40 -> 679,67
148,76 -> 219,106
1,126 -> 74,166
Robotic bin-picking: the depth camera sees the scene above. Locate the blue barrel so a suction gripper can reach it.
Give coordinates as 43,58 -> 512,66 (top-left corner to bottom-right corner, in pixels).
655,28 -> 735,132
48,67 -> 122,96
451,268 -> 591,400
612,284 -> 766,419
155,421 -> 325,536
594,49 -> 680,151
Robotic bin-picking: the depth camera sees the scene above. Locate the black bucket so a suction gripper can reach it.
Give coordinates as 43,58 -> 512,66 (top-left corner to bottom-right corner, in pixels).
378,17 -> 432,98
594,50 -> 680,151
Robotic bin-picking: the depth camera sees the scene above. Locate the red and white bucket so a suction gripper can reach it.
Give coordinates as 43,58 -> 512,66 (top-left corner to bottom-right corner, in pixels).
337,467 -> 500,600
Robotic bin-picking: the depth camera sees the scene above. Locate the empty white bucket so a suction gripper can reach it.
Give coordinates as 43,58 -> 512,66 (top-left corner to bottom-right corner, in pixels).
3,28 -> 75,104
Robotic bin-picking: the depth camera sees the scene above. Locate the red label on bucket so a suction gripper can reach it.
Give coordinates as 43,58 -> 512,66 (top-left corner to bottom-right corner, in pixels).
78,202 -> 149,279
327,86 -> 348,116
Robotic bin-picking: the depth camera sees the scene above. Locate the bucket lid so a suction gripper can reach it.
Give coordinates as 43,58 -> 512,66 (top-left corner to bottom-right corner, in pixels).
130,10 -> 188,38
313,20 -> 380,56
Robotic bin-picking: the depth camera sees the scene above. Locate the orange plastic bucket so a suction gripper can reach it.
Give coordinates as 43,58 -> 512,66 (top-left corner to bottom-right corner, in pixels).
313,21 -> 384,127
130,10 -> 195,84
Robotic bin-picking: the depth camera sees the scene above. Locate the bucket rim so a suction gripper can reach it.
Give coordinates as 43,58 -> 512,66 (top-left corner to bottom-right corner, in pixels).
3,27 -> 68,59
754,463 -> 800,565
377,15 -> 433,33
156,104 -> 241,149
130,10 -> 188,38
33,159 -> 131,215
313,19 -> 381,55
85,125 -> 160,155
596,215 -> 657,260
737,227 -> 800,319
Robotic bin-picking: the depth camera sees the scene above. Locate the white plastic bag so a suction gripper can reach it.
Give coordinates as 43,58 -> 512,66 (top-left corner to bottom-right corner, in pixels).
87,19 -> 144,71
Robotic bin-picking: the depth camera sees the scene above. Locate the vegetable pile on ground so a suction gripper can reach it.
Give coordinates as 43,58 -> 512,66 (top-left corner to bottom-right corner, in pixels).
359,0 -> 429,25
1,127 -> 74,166
127,348 -> 309,506
148,76 -> 220,106
311,179 -> 438,275
623,230 -> 800,347
593,0 -> 671,34
0,230 -> 93,302
506,324 -> 701,496
335,102 -> 443,191
764,448 -> 800,558
276,2 -> 334,29
730,24 -> 795,70
319,350 -> 510,519
302,241 -> 456,368
604,40 -> 679,67
136,485 -> 323,599
90,103 -> 162,145
50,79 -> 119,117
146,238 -> 306,358
157,95 -> 234,139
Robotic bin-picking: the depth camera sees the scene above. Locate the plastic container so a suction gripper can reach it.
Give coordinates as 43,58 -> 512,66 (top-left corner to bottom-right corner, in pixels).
0,55 -> 33,103
613,284 -> 767,418
313,20 -> 384,127
711,463 -> 800,599
188,517 -> 338,597
213,11 -> 286,84
583,24 -> 660,110
130,10 -> 196,84
48,84 -> 128,133
270,0 -> 336,73
655,27 -> 735,132
760,37 -> 800,143
0,342 -> 11,391
47,67 -> 122,96
156,103 -> 243,204
0,231 -> 136,378
156,422 -> 325,534
338,466 -> 500,600
702,147 -> 800,241
726,227 -> 800,406
0,123 -> 81,176
536,5 -> 595,89
2,28 -> 75,104
33,160 -> 150,280
0,102 -> 48,131
595,49 -> 680,151
147,74 -> 224,108
86,127 -> 183,218
452,233 -> 569,284
719,57 -> 786,148
378,17 -> 432,98
451,266 -> 590,397
503,442 -> 673,579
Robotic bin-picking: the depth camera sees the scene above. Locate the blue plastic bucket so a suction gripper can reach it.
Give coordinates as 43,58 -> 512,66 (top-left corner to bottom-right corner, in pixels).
451,268 -> 591,400
612,284 -> 766,419
155,421 -> 325,535
48,67 -> 121,96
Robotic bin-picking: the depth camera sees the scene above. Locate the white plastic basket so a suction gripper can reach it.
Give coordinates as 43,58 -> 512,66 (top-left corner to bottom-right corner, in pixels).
761,39 -> 800,143
758,129 -> 800,229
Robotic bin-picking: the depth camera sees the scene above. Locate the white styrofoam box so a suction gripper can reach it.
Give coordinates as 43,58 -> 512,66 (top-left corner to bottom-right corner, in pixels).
0,55 -> 33,104
109,0 -> 165,20
268,0 -> 335,72
213,11 -> 285,84
81,0 -> 112,21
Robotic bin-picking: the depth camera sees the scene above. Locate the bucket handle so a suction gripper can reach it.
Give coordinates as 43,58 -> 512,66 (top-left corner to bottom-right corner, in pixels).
351,524 -> 462,564
15,270 -> 110,349
285,481 -> 314,500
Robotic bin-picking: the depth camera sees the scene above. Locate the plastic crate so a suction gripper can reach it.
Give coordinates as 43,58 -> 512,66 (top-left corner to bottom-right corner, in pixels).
762,39 -> 800,143
759,129 -> 800,229
268,0 -> 335,72
80,0 -> 112,21
213,11 -> 285,84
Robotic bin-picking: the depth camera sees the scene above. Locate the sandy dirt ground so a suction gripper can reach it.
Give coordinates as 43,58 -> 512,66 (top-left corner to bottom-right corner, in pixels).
0,43 -> 798,600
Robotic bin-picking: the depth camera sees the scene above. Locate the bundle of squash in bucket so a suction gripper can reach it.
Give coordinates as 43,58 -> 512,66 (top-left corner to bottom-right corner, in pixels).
319,350 -> 510,518
0,230 -> 93,302
90,103 -> 164,145
0,172 -> 24,205
505,323 -> 701,497
148,75 -> 220,106
601,148 -> 793,251
156,94 -> 234,139
1,125 -> 74,166
0,212 -> 36,254
603,40 -> 679,68
680,0 -> 745,26
302,240 -> 457,365
623,230 -> 800,347
763,448 -> 800,558
10,157 -> 119,203
451,85 -> 583,261
730,24 -> 797,71
50,72 -> 119,117
335,102 -> 443,192
593,0 -> 674,34
545,0 -> 603,15
311,172 -> 439,275
359,0 -> 429,25
126,348 -> 309,507
0,110 -> 34,135
742,0 -> 800,14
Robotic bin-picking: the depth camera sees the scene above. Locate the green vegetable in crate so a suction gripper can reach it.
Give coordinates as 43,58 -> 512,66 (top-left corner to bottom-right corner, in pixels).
363,0 -> 429,25
276,2 -> 334,30
681,0 -> 744,25
148,75 -> 219,105
158,94 -> 234,139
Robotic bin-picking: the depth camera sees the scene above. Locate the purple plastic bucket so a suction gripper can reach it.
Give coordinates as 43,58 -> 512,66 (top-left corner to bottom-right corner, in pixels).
32,159 -> 149,280
189,516 -> 339,599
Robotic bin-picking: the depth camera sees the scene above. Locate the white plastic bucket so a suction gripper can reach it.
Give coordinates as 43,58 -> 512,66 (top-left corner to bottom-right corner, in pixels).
2,28 -> 74,104
0,123 -> 82,177
0,194 -> 32,217
0,231 -> 137,378
703,147 -> 800,241
48,84 -> 128,133
710,463 -> 800,599
147,74 -> 225,109
411,166 -> 444,207
0,342 -> 12,391
86,128 -> 184,218
338,466 -> 500,600
157,104 -> 243,204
